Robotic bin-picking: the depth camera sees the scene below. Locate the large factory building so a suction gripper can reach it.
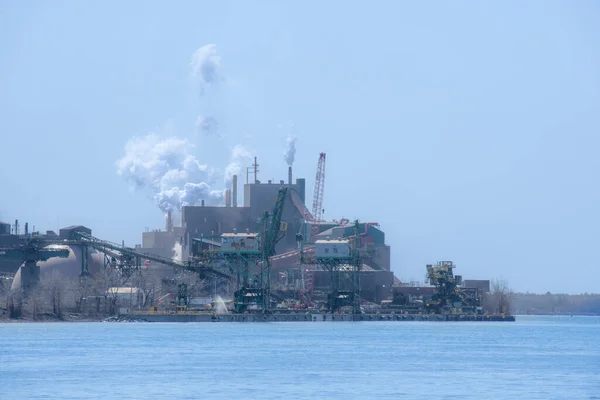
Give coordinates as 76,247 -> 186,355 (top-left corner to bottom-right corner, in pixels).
180,175 -> 307,259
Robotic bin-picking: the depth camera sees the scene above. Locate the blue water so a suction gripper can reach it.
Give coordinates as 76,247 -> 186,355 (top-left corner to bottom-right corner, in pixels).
1,316 -> 599,399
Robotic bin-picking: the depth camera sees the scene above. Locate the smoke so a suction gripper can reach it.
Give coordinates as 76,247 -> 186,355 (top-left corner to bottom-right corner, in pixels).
190,44 -> 220,94
284,136 -> 297,166
195,115 -> 219,137
224,144 -> 252,187
116,134 -> 224,212
117,44 -> 255,215
172,241 -> 182,262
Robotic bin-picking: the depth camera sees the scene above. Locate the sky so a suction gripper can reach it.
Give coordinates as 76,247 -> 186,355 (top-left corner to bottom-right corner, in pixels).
1,1 -> 599,294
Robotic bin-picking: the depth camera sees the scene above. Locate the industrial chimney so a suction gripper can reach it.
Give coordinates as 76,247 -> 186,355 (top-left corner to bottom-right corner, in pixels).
166,209 -> 173,232
225,189 -> 231,207
288,166 -> 292,185
232,175 -> 238,207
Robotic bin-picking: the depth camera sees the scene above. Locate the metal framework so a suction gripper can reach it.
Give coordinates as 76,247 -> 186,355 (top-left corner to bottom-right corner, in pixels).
192,186 -> 289,314
425,261 -> 467,314
313,220 -> 362,315
310,152 -> 326,243
0,238 -> 70,290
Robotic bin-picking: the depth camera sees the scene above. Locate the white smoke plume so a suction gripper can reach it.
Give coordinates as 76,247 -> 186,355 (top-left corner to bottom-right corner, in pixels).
195,115 -> 220,137
172,241 -> 182,262
190,44 -> 220,94
284,136 -> 297,166
224,144 -> 252,187
116,134 -> 224,212
117,44 -> 256,216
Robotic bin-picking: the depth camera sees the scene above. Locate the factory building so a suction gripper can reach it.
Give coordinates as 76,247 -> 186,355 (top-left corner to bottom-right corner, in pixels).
0,222 -> 11,235
139,211 -> 184,260
181,174 -> 308,260
317,223 -> 391,271
463,280 -> 491,293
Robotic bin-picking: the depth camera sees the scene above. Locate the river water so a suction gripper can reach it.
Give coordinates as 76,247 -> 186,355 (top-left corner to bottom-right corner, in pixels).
1,315 -> 599,399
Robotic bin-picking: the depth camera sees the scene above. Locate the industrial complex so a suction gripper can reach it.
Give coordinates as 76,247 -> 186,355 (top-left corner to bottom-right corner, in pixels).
0,152 -> 511,322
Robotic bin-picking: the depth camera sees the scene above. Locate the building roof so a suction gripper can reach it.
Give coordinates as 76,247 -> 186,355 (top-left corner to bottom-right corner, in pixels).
221,233 -> 258,237
60,225 -> 91,231
107,287 -> 141,294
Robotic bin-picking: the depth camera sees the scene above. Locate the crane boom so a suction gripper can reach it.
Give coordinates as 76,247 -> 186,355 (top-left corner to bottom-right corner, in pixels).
310,152 -> 326,242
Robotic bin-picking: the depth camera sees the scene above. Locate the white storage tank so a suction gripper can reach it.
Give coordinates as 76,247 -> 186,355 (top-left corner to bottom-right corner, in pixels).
221,233 -> 260,253
315,239 -> 351,259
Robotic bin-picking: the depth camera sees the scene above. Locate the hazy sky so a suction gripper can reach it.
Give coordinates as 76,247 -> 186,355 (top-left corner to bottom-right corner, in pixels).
1,1 -> 599,294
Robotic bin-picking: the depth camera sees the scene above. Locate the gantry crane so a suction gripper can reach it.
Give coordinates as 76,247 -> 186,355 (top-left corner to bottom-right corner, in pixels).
192,186 -> 289,313
0,238 -> 70,290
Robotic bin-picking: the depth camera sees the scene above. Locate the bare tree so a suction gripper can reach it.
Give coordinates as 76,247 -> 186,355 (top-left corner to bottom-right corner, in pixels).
24,270 -> 76,320
92,266 -> 123,315
131,268 -> 164,308
175,270 -> 206,300
483,278 -> 513,315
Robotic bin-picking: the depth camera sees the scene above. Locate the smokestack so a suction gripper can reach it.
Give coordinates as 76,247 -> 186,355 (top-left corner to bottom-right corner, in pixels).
201,199 -> 205,207
24,222 -> 28,235
166,210 -> 173,233
232,175 -> 238,207
288,166 -> 292,185
225,189 -> 231,207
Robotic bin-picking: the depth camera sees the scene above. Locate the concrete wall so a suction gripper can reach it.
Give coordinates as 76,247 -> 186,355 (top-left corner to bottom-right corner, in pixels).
369,244 -> 391,271
142,230 -> 182,250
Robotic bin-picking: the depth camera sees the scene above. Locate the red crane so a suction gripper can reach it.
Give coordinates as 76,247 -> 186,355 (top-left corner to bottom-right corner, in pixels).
310,152 -> 326,243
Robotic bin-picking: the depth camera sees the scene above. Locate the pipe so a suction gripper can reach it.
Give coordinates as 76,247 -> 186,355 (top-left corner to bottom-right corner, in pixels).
232,175 -> 238,207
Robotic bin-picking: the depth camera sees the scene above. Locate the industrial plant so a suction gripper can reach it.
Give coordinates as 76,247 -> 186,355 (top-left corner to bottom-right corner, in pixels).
0,152 -> 513,322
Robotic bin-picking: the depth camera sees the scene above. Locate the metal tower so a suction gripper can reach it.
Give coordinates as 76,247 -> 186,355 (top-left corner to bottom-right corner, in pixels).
310,152 -> 326,242
314,220 -> 362,316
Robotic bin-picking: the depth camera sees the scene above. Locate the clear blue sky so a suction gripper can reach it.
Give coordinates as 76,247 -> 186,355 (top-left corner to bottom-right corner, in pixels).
1,1 -> 599,294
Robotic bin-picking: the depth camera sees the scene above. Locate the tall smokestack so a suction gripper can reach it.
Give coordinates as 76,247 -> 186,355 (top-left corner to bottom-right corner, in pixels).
232,175 -> 238,207
288,166 -> 292,185
166,210 -> 173,232
225,189 -> 231,207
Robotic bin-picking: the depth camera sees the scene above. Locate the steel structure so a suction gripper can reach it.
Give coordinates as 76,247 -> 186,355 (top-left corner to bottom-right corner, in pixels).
0,238 -> 70,290
425,261 -> 473,314
308,220 -> 362,315
310,152 -> 326,243
192,186 -> 289,313
31,231 -> 233,283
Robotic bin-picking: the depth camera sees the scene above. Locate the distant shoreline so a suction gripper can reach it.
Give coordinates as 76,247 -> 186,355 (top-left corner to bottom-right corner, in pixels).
1,312 -> 598,323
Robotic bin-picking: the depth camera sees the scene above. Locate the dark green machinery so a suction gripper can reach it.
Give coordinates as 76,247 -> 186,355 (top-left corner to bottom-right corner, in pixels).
425,261 -> 478,314
234,186 -> 288,313
312,220 -> 362,315
0,238 -> 70,290
192,186 -> 289,314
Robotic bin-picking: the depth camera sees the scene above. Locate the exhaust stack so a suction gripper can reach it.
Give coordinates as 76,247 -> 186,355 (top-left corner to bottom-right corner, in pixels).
288,166 -> 292,185
225,189 -> 231,207
232,175 -> 238,207
166,210 -> 173,232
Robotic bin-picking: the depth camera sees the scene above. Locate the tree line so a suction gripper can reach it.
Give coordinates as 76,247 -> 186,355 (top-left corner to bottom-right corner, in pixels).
0,267 -> 210,321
